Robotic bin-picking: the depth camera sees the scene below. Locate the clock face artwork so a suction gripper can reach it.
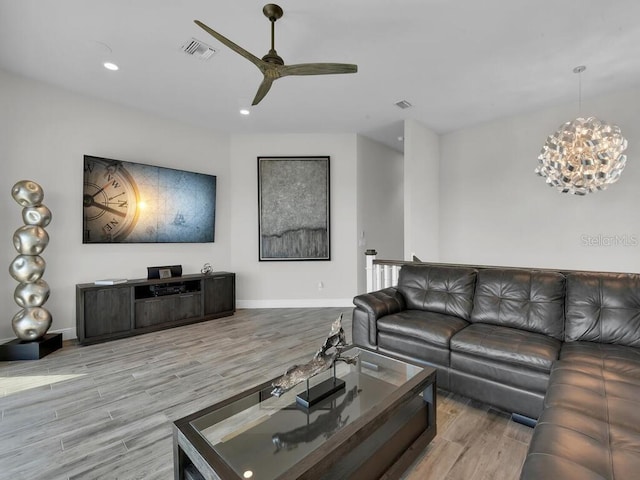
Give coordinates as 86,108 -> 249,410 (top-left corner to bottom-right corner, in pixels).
82,156 -> 216,243
83,157 -> 140,242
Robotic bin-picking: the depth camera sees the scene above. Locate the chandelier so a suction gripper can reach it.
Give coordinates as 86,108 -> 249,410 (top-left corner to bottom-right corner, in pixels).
535,66 -> 628,195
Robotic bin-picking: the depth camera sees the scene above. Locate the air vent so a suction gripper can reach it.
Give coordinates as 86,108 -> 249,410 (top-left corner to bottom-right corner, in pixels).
181,38 -> 217,60
394,100 -> 413,109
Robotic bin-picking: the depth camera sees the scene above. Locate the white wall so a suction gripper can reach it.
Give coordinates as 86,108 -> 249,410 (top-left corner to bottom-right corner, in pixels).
1,70 -> 230,341
403,119 -> 440,261
440,86 -> 640,272
356,135 -> 404,293
229,133 -> 359,307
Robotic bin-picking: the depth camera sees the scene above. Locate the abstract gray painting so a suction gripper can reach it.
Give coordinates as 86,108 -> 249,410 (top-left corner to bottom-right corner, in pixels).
258,157 -> 330,261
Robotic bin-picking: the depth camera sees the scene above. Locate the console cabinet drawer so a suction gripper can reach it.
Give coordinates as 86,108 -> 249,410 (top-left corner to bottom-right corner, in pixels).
134,293 -> 202,328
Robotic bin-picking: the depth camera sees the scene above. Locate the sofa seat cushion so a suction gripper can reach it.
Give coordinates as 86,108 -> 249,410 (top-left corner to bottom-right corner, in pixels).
544,361 -> 640,424
377,310 -> 469,370
378,333 -> 451,369
560,341 -> 640,380
377,310 -> 469,348
450,352 -> 551,394
521,359 -> 640,480
450,323 -> 561,372
520,406 -> 640,480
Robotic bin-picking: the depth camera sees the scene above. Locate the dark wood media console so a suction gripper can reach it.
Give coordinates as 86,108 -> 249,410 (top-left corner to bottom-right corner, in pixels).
76,272 -> 235,345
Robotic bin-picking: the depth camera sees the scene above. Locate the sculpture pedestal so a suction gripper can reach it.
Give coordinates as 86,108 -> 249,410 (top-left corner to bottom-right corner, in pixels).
0,333 -> 62,361
296,377 -> 346,409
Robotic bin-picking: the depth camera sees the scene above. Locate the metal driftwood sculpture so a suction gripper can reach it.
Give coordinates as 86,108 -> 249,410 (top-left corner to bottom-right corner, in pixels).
271,313 -> 357,397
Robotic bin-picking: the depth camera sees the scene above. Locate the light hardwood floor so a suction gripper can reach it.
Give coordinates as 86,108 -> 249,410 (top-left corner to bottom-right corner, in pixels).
0,308 -> 532,480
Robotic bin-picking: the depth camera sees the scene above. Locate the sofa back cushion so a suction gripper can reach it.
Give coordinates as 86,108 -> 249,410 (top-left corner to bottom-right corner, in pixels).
397,265 -> 477,320
470,269 -> 565,339
565,272 -> 640,347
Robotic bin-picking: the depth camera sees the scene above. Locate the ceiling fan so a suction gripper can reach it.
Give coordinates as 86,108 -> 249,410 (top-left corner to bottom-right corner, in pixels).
194,3 -> 358,106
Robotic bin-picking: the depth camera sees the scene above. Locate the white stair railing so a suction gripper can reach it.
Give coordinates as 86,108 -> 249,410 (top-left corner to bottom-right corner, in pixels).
365,250 -> 408,292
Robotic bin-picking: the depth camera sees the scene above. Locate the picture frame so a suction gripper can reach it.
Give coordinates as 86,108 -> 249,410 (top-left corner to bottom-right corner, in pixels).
258,156 -> 330,261
158,268 -> 172,279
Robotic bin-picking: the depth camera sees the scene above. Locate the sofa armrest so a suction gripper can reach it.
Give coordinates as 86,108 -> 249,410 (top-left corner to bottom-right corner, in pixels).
352,287 -> 405,347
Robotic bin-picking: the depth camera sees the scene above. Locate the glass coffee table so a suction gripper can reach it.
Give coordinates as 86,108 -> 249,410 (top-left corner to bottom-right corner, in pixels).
173,347 -> 436,480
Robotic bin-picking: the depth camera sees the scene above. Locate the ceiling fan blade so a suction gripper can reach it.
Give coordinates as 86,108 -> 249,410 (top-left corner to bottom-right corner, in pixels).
194,20 -> 264,69
280,63 -> 358,77
252,76 -> 275,105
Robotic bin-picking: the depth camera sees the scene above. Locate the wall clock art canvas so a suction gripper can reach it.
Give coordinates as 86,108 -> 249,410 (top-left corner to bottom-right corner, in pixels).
83,155 -> 216,243
258,156 -> 330,261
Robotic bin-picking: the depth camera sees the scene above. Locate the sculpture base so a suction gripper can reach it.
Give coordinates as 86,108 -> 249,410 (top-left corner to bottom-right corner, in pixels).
0,333 -> 62,361
296,377 -> 346,409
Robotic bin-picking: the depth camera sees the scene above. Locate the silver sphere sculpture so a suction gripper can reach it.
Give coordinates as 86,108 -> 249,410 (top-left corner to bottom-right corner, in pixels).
11,308 -> 52,341
11,180 -> 44,207
14,279 -> 50,308
22,205 -> 52,227
9,180 -> 53,341
9,255 -> 46,283
13,225 -> 50,255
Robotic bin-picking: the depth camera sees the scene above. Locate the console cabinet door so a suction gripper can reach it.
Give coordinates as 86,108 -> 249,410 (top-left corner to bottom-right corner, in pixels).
204,274 -> 235,315
83,287 -> 131,338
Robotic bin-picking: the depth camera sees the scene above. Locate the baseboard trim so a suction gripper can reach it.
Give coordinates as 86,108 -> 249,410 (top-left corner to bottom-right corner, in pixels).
237,298 -> 353,309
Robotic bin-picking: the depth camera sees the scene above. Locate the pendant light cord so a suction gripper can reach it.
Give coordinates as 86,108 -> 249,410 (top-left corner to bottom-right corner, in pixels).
578,70 -> 582,116
573,65 -> 586,117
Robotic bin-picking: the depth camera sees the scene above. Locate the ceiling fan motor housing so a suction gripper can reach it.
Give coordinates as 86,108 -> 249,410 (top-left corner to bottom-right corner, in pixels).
262,49 -> 284,65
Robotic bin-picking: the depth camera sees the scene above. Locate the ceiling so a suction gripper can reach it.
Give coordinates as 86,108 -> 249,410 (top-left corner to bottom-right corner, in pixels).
2,0 -> 640,152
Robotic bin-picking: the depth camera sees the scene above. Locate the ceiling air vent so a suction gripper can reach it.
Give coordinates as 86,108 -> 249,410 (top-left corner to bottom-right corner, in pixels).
394,100 -> 413,109
181,38 -> 217,60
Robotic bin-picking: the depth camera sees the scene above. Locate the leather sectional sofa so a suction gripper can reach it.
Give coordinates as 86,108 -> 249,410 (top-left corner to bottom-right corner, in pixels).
352,263 -> 640,479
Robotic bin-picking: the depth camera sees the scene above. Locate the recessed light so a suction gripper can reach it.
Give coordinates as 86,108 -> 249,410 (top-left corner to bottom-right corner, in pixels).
243,471 -> 253,479
239,109 -> 250,115
103,62 -> 119,71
